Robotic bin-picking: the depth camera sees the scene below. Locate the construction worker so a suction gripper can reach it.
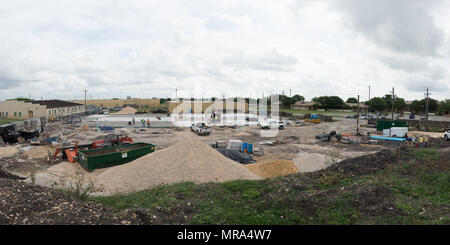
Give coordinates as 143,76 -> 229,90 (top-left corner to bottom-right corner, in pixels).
424,136 -> 429,148
419,136 -> 423,148
147,118 -> 150,128
141,119 -> 145,127
132,117 -> 135,125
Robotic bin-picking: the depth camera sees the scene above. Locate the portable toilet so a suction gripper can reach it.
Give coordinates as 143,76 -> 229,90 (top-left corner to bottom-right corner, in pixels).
247,143 -> 253,153
241,142 -> 248,153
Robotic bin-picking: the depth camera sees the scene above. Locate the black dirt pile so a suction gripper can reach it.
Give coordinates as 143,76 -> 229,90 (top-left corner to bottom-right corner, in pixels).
0,169 -> 24,180
0,178 -> 140,225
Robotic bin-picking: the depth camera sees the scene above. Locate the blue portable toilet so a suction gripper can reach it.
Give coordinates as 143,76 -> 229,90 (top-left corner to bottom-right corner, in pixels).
241,142 -> 248,153
247,143 -> 253,153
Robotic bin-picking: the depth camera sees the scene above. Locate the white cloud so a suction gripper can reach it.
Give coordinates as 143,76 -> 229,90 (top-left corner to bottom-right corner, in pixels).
0,0 -> 449,101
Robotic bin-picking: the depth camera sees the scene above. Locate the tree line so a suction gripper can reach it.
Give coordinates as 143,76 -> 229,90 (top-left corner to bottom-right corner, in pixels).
158,95 -> 450,115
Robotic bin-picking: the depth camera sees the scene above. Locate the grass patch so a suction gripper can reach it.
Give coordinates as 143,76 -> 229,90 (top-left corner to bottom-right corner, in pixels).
90,148 -> 449,225
0,118 -> 21,125
410,148 -> 439,160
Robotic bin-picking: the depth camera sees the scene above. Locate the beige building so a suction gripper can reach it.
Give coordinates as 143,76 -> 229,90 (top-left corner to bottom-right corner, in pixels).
74,98 -> 160,109
291,101 -> 316,111
168,101 -> 249,114
0,100 -> 48,119
345,103 -> 369,113
0,100 -> 85,120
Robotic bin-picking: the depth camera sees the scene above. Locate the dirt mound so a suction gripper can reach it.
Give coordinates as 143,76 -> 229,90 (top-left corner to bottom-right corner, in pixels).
0,146 -> 19,158
94,139 -> 261,194
0,178 -> 139,224
22,145 -> 51,159
113,106 -> 137,115
245,160 -> 299,178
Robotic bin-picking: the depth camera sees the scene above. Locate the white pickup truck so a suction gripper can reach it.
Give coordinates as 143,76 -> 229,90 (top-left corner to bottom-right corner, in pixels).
191,123 -> 211,135
259,120 -> 287,130
445,129 -> 450,141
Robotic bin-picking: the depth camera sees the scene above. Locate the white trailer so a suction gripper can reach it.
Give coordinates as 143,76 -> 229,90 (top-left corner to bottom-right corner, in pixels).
383,127 -> 408,138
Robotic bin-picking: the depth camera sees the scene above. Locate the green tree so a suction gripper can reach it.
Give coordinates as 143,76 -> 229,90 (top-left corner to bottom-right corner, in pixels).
346,97 -> 358,103
410,98 -> 438,113
393,98 -> 406,112
292,94 -> 305,102
313,96 -> 344,110
368,97 -> 387,112
410,100 -> 423,113
438,99 -> 450,115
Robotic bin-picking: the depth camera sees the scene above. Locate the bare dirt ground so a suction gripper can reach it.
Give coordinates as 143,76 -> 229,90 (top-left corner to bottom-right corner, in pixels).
0,118 -> 383,194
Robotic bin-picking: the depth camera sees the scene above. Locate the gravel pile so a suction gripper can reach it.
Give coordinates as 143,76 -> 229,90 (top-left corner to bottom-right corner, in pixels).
94,139 -> 261,194
113,106 -> 137,115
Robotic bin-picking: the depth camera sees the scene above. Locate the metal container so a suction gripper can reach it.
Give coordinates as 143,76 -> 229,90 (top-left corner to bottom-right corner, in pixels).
376,120 -> 408,131
78,143 -> 155,172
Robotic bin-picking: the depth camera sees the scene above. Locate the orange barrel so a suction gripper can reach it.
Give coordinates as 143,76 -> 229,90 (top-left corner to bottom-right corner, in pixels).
83,124 -> 88,131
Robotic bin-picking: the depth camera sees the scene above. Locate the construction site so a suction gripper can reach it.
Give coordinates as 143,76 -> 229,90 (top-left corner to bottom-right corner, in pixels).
0,105 -> 445,191
0,98 -> 449,225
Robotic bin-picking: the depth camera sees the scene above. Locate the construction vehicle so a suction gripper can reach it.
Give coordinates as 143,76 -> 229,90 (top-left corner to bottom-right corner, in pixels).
305,114 -> 321,124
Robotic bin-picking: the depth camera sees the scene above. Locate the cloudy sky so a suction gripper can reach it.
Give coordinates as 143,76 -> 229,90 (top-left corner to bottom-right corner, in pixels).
1,0 -> 449,101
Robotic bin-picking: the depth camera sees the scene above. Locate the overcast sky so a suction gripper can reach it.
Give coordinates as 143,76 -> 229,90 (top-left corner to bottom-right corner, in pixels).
1,0 -> 449,101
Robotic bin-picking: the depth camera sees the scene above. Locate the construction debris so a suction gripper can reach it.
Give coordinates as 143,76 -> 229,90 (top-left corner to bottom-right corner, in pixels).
216,148 -> 256,164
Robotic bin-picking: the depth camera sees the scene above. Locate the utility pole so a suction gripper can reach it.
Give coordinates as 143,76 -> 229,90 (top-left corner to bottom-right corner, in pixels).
390,87 -> 395,120
84,89 -> 88,108
357,95 -> 360,135
289,89 -> 291,98
175,88 -> 178,100
368,85 -> 371,101
425,88 -> 430,120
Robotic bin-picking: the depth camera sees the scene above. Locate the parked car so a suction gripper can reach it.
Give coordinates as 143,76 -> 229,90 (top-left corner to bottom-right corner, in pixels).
259,120 -> 287,130
360,114 -> 374,120
445,129 -> 450,141
345,114 -> 358,119
409,113 -> 415,119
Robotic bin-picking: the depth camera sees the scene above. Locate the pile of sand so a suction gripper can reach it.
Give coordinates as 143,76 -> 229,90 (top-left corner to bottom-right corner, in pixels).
22,146 -> 52,159
93,139 -> 261,194
0,146 -> 19,158
113,106 -> 137,115
245,160 -> 299,178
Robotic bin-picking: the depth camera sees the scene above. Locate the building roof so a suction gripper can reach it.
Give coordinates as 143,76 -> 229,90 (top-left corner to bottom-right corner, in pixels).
29,100 -> 83,109
345,103 -> 369,108
293,101 -> 316,106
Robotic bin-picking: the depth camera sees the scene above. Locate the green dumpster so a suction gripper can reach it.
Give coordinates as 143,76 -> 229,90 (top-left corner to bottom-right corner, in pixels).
376,120 -> 409,131
78,143 -> 155,172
